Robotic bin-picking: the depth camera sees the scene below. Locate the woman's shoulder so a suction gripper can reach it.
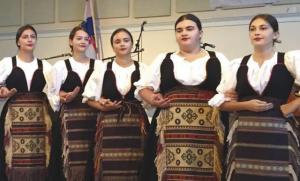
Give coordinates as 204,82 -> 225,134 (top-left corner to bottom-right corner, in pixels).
93,59 -> 106,70
230,57 -> 244,67
285,50 -> 300,59
0,57 -> 13,69
133,60 -> 147,66
151,52 -> 171,66
0,56 -> 13,63
156,52 -> 171,60
212,51 -> 228,61
51,59 -> 69,72
93,59 -> 104,65
40,59 -> 52,68
134,61 -> 149,71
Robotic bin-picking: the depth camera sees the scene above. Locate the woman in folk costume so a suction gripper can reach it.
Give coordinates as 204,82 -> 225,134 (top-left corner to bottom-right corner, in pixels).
50,26 -> 103,181
82,28 -> 149,180
0,24 -> 53,181
208,14 -> 300,181
136,14 -> 231,181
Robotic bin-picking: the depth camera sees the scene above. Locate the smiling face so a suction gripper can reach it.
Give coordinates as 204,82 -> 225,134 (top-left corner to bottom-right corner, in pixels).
111,31 -> 133,56
249,18 -> 279,49
175,19 -> 202,50
17,29 -> 37,52
69,29 -> 89,53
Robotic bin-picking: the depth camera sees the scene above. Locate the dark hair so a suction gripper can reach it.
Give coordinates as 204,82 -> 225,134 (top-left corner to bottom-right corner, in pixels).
16,24 -> 37,48
175,14 -> 202,31
249,14 -> 279,32
110,28 -> 133,47
69,26 -> 88,51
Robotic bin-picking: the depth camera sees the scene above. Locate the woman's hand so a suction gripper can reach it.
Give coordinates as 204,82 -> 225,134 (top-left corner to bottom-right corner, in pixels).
224,89 -> 238,102
246,99 -> 273,112
59,86 -> 80,103
97,98 -> 122,111
280,98 -> 300,117
139,88 -> 170,108
150,93 -> 170,108
0,87 -> 17,99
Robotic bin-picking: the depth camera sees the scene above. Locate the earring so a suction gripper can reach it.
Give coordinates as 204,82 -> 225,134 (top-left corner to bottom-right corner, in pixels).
273,38 -> 282,43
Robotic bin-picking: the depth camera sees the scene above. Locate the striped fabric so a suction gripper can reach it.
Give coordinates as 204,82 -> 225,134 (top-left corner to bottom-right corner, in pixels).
226,107 -> 300,181
94,102 -> 148,181
60,103 -> 97,181
4,93 -> 52,181
155,88 -> 224,181
288,86 -> 300,143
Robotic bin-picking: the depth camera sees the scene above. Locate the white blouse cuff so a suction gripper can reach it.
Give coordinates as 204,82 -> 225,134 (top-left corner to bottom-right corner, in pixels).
134,86 -> 153,101
82,96 -> 96,103
82,97 -> 88,103
48,95 -> 60,112
208,93 -> 226,107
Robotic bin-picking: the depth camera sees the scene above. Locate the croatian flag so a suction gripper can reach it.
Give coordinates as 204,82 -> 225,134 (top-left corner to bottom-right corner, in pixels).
82,0 -> 98,59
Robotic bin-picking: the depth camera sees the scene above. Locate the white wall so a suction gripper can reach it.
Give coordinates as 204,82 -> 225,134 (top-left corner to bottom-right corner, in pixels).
0,1 -> 299,64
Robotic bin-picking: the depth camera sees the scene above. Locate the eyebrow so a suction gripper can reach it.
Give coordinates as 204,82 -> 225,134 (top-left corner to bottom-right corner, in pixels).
176,25 -> 195,29
22,33 -> 36,36
250,24 -> 269,27
186,26 -> 195,28
114,37 -> 130,41
21,34 -> 36,38
75,35 -> 88,38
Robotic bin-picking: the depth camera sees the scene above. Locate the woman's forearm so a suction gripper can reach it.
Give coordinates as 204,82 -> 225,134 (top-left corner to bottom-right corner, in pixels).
219,101 -> 249,112
87,99 -> 102,110
138,88 -> 154,105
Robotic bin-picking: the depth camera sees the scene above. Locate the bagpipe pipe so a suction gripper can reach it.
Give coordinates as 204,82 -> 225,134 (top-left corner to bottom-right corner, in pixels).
43,53 -> 72,60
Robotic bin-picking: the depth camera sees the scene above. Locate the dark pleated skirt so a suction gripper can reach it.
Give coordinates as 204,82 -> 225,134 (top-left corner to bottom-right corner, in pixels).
60,102 -> 97,181
226,97 -> 300,181
94,102 -> 149,181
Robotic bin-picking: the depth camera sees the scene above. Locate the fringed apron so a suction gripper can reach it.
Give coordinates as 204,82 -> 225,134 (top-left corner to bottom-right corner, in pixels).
1,57 -> 52,181
155,88 -> 224,181
143,51 -> 224,181
226,53 -> 300,181
4,93 -> 52,181
94,61 -> 149,181
59,59 -> 98,181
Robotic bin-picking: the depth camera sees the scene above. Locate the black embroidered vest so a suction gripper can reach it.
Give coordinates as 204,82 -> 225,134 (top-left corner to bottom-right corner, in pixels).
159,51 -> 221,94
6,56 -> 46,92
101,61 -> 140,101
60,58 -> 95,103
236,52 -> 294,102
